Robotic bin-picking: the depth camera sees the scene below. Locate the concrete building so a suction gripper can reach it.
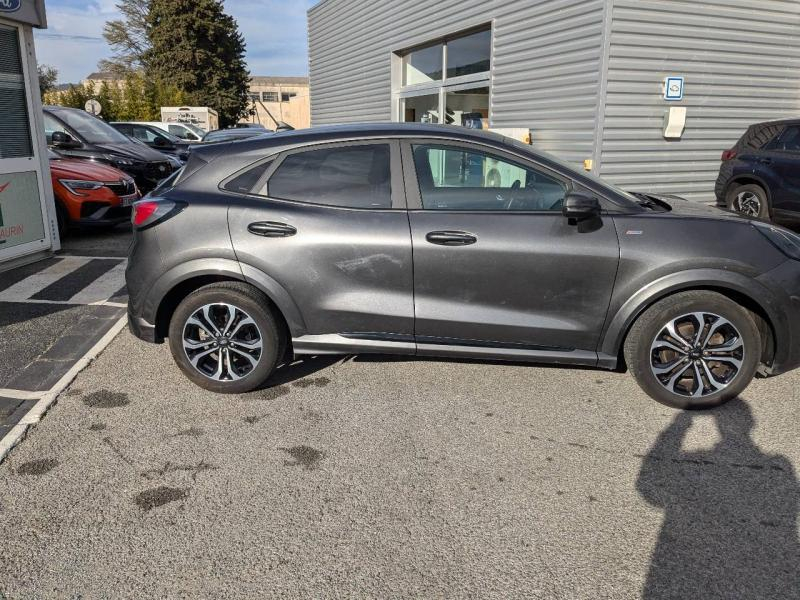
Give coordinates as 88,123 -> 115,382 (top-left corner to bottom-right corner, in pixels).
308,0 -> 800,203
0,0 -> 59,270
243,76 -> 310,130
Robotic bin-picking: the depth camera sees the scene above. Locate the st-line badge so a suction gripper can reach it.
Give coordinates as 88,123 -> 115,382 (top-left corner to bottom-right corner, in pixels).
0,0 -> 22,13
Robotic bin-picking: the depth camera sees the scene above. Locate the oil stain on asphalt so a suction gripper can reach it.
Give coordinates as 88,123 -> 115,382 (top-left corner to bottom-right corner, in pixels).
82,390 -> 130,409
292,377 -> 330,389
259,385 -> 290,401
134,486 -> 188,511
16,458 -> 58,476
280,445 -> 324,470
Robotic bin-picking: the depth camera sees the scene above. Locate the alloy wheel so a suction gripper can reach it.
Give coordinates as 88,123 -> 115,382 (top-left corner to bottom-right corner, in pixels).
650,312 -> 745,398
182,303 -> 263,381
734,191 -> 762,217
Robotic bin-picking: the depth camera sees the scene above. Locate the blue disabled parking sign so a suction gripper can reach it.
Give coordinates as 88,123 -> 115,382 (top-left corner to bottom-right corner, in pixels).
664,76 -> 684,101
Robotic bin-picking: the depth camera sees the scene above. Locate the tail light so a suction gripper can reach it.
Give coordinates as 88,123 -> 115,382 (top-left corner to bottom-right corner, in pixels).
132,199 -> 180,229
721,149 -> 737,161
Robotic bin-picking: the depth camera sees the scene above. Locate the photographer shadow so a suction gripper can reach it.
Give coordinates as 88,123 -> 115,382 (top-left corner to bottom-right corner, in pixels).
637,398 -> 800,599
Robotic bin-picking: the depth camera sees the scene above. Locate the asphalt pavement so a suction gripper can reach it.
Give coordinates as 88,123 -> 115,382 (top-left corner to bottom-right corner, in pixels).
0,226 -> 130,445
0,328 -> 798,598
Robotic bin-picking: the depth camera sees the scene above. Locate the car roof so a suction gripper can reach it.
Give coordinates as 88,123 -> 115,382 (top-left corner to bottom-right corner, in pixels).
748,118 -> 800,128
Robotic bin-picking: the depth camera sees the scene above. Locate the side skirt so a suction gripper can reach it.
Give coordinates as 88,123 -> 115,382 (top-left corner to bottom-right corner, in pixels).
292,333 -> 616,370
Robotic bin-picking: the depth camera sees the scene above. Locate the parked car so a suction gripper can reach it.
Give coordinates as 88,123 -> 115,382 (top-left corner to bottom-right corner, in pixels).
200,128 -> 270,144
233,123 -> 269,129
44,106 -> 177,192
48,149 -> 140,235
154,121 -> 207,142
126,123 -> 800,409
110,122 -> 192,163
716,118 -> 800,221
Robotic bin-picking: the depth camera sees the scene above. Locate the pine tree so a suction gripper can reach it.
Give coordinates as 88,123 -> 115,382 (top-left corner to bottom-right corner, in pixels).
146,0 -> 250,127
100,0 -> 150,76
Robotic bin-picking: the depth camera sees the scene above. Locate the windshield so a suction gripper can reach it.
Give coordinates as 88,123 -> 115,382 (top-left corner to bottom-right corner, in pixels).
185,123 -> 206,137
54,109 -> 131,144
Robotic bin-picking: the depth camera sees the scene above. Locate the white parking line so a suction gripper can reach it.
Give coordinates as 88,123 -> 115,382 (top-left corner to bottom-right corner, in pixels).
0,256 -> 90,302
0,316 -> 128,464
0,389 -> 44,401
69,261 -> 128,305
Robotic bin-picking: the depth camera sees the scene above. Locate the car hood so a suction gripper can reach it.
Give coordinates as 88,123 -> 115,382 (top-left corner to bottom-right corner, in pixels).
50,158 -> 130,182
631,192 -> 758,222
93,142 -> 171,162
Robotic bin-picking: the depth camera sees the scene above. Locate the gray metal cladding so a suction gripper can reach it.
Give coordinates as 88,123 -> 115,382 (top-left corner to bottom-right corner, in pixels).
308,0 -> 605,164
599,0 -> 800,202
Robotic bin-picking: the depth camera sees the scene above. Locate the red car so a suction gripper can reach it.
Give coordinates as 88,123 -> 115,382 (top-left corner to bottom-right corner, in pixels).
49,149 -> 141,234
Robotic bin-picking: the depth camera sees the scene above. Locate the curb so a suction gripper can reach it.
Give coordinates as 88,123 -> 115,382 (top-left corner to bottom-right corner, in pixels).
0,316 -> 128,464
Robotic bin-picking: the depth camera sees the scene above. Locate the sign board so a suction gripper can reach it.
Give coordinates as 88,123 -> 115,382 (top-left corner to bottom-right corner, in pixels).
0,172 -> 46,250
85,99 -> 102,116
0,0 -> 22,13
664,76 -> 684,101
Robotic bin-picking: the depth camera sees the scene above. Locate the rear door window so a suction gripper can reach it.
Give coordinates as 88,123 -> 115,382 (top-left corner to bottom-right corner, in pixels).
267,144 -> 391,209
764,126 -> 800,153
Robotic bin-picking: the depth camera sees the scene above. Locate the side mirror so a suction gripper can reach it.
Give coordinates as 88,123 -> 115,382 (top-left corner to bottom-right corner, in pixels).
563,193 -> 601,222
153,136 -> 170,148
51,131 -> 80,149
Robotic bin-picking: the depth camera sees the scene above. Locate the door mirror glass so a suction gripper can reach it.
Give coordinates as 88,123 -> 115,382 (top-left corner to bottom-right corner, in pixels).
153,135 -> 170,148
562,193 -> 601,221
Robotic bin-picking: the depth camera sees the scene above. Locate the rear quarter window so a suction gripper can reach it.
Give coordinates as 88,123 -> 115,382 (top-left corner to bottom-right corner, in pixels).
265,144 -> 391,209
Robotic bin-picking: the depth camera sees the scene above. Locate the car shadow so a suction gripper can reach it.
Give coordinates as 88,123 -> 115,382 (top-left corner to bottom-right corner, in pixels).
636,398 -> 800,599
259,354 -> 342,388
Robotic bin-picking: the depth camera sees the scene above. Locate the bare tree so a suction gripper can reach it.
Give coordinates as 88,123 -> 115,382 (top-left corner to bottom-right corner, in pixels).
98,0 -> 150,75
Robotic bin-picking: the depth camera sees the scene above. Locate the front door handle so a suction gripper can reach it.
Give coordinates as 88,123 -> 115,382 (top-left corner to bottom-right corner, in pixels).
248,221 -> 297,238
757,157 -> 773,165
425,230 -> 477,246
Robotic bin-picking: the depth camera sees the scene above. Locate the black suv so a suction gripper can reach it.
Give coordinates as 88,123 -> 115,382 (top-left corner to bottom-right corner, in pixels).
110,122 -> 192,164
715,119 -> 800,221
44,106 -> 176,193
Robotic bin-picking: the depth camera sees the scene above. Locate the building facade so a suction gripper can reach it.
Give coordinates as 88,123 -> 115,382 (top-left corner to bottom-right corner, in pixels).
308,0 -> 800,203
244,76 -> 310,130
0,0 -> 58,271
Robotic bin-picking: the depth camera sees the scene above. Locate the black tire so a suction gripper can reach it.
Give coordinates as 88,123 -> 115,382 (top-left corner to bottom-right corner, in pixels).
624,291 -> 761,409
726,183 -> 770,220
168,282 -> 284,394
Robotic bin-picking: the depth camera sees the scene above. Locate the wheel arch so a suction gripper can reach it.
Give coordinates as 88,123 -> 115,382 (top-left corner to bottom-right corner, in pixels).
724,175 -> 772,209
602,272 -> 779,371
148,259 -> 306,342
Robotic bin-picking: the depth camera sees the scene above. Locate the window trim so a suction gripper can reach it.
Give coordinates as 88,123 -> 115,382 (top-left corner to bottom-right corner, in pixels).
219,139 -> 407,211
400,139 -> 575,213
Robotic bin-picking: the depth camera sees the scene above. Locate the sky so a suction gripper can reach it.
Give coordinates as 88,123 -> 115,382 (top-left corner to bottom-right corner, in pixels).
33,0 -> 320,84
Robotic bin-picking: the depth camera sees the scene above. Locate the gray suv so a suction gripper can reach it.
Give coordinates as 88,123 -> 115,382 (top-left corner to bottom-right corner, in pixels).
126,124 -> 800,409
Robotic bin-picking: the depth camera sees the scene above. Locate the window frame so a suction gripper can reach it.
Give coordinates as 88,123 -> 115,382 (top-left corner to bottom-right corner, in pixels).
400,138 -> 576,213
393,24 -> 492,126
219,139 -> 407,210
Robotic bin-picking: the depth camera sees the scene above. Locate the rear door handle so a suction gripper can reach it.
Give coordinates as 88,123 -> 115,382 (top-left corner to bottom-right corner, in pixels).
757,157 -> 773,164
425,230 -> 477,246
247,221 -> 297,237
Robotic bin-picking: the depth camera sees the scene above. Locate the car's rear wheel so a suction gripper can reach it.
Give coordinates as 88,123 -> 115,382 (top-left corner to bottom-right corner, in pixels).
168,282 -> 283,394
726,183 -> 770,220
624,291 -> 761,409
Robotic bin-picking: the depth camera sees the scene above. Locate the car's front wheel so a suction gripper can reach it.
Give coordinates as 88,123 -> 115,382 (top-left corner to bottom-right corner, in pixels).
624,291 -> 761,409
726,183 -> 770,220
168,282 -> 283,394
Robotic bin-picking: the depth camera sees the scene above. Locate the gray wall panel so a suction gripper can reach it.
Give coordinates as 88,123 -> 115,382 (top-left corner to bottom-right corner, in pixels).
599,0 -> 800,202
309,0 -> 605,164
